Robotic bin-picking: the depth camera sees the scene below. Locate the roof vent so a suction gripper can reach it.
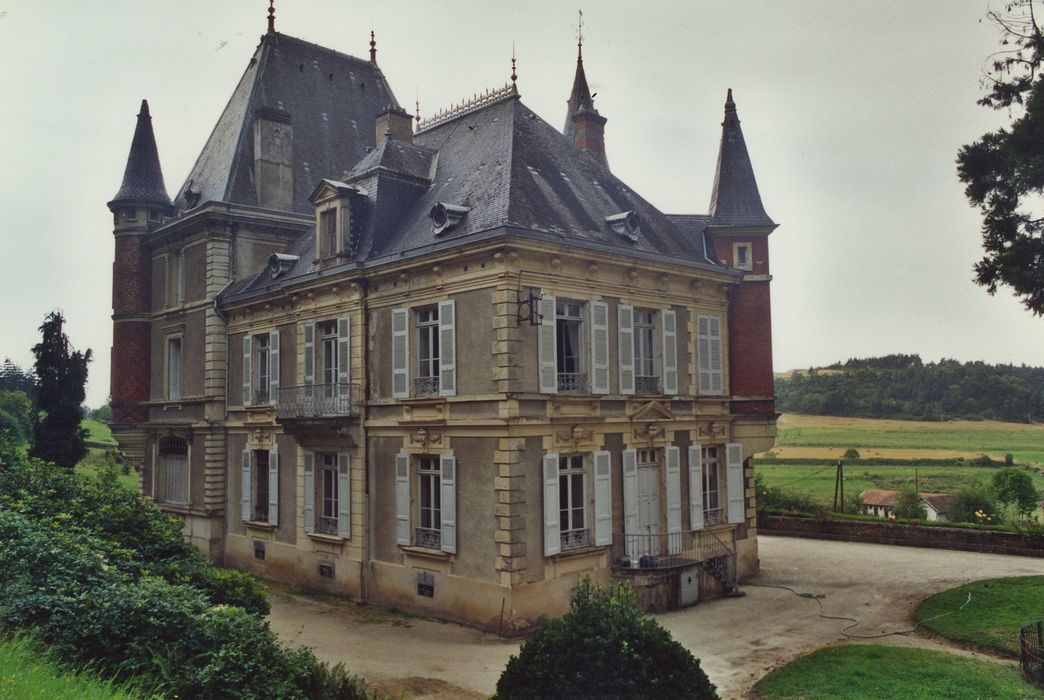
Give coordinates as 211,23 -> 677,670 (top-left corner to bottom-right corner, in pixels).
430,202 -> 471,235
606,210 -> 641,241
269,253 -> 299,278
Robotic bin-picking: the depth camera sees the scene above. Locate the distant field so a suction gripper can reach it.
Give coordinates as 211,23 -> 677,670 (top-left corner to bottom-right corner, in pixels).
770,414 -> 1044,465
82,418 -> 116,445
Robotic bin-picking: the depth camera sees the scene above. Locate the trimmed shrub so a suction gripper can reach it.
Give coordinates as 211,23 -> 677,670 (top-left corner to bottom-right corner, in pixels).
494,577 -> 718,700
842,448 -> 861,459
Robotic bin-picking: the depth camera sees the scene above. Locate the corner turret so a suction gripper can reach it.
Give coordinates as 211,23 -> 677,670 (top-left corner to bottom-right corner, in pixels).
562,26 -> 608,168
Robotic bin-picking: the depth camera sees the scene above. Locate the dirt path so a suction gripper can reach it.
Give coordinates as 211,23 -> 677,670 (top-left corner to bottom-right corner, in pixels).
266,536 -> 1042,698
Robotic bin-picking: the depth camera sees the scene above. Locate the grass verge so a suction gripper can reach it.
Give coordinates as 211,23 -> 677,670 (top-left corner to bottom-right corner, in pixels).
0,635 -> 142,699
753,644 -> 1033,699
915,576 -> 1044,657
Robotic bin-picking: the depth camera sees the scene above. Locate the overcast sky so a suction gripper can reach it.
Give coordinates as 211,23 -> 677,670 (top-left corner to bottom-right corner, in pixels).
2,0 -> 1042,408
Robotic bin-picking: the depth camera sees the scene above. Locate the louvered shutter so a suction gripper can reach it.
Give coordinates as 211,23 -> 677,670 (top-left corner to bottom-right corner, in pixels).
242,335 -> 252,406
622,448 -> 638,557
590,301 -> 609,394
241,450 -> 252,521
726,442 -> 745,524
697,316 -> 711,394
337,452 -> 351,538
391,309 -> 409,398
268,331 -> 280,406
709,316 -> 723,395
542,453 -> 560,556
395,453 -> 410,545
538,293 -> 557,394
303,451 -> 315,533
689,444 -> 704,530
666,446 -> 682,553
303,323 -> 316,411
440,454 -> 456,553
662,309 -> 678,395
593,451 -> 612,546
618,304 -> 635,395
337,317 -> 350,406
268,449 -> 279,526
438,300 -> 456,396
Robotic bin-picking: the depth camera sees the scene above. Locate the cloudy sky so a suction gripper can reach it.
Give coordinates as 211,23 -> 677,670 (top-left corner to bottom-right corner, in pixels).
2,0 -> 1042,408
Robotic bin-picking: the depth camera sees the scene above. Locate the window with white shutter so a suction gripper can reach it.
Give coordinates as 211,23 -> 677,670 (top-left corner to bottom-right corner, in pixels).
440,454 -> 456,553
538,293 -> 557,394
662,309 -> 678,395
618,304 -> 635,395
268,449 -> 279,526
622,448 -> 638,557
337,452 -> 351,538
303,323 -> 316,410
268,330 -> 280,406
438,300 -> 457,396
395,453 -> 410,544
590,301 -> 609,394
593,451 -> 612,546
665,446 -> 681,553
303,451 -> 315,534
240,450 -> 252,521
726,442 -> 745,524
542,453 -> 560,556
336,318 -> 350,407
391,309 -> 409,398
242,335 -> 252,406
688,443 -> 704,530
697,315 -> 723,395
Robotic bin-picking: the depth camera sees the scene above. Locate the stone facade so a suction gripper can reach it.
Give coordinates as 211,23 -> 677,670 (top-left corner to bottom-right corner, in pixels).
106,22 -> 779,632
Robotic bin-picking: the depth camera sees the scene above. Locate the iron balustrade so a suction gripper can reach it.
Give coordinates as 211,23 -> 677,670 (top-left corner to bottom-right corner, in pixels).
415,527 -> 441,549
557,372 -> 587,393
704,506 -> 725,527
635,376 -> 660,394
560,529 -> 591,551
413,376 -> 440,397
317,516 -> 338,536
610,529 -> 737,582
276,383 -> 358,419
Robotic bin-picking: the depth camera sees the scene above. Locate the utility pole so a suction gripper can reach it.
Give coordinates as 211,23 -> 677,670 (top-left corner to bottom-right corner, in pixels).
833,459 -> 845,513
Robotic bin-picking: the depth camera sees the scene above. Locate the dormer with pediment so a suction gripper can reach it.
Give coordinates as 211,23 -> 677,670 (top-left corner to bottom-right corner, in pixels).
309,179 -> 363,266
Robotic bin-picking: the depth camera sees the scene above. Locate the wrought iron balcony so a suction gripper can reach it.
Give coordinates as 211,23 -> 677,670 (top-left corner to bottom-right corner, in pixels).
275,383 -> 359,420
560,528 -> 591,551
413,376 -> 440,397
557,372 -> 588,393
635,376 -> 660,394
704,506 -> 725,527
415,526 -> 441,549
317,515 -> 338,536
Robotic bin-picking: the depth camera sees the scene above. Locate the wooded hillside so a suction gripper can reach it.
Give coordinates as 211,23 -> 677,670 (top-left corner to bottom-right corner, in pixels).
775,355 -> 1044,422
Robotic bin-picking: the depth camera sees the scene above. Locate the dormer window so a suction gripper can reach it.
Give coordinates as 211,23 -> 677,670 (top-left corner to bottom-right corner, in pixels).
430,202 -> 470,235
309,179 -> 363,264
321,210 -> 337,258
606,210 -> 641,241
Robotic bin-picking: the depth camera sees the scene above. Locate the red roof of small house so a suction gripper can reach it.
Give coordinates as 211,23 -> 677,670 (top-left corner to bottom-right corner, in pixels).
860,489 -> 898,507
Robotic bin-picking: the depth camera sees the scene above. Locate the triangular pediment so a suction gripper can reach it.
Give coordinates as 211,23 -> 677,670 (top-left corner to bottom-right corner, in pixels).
628,400 -> 674,421
308,179 -> 359,205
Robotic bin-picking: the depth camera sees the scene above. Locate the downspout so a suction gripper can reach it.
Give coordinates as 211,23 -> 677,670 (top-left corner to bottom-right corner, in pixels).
212,220 -> 236,566
358,278 -> 373,603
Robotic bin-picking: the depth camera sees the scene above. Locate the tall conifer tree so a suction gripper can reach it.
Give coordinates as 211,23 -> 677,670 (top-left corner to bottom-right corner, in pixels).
29,312 -> 91,468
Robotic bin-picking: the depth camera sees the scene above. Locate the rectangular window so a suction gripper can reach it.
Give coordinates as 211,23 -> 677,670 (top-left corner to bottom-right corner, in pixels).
415,306 -> 440,396
734,242 -> 752,271
252,450 -> 269,522
697,315 -> 723,395
702,446 -> 723,526
417,456 -> 441,548
559,454 -> 588,550
158,437 -> 189,505
321,210 -> 337,258
167,337 -> 182,400
317,453 -> 339,535
256,334 -> 270,404
556,301 -> 585,393
171,251 -> 185,305
634,309 -> 657,393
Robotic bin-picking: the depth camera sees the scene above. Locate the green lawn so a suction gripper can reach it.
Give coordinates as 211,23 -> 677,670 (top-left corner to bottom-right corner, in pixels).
0,636 -> 141,699
82,418 -> 116,445
752,644 -> 1033,699
76,449 -> 139,492
915,576 -> 1044,657
757,463 -> 1044,508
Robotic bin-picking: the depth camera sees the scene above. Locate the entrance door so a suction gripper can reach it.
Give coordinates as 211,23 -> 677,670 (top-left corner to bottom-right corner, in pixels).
636,449 -> 660,556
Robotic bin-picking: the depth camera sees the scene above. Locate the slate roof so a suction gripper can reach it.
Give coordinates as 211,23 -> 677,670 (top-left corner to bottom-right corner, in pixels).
110,100 -> 172,207
174,32 -> 399,215
860,489 -> 953,514
707,90 -> 775,228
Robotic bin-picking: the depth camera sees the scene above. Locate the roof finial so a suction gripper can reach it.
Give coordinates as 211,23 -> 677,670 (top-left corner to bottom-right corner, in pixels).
511,42 -> 518,93
370,30 -> 377,64
577,9 -> 584,60
267,0 -> 275,34
415,88 -> 421,127
725,88 -> 736,111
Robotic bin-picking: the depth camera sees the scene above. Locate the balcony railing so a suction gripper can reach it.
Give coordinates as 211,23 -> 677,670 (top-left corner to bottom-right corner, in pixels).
557,372 -> 587,393
415,526 -> 441,549
704,506 -> 725,527
610,529 -> 737,581
561,528 -> 591,551
635,376 -> 660,394
317,515 -> 338,536
413,376 -> 440,397
276,383 -> 359,419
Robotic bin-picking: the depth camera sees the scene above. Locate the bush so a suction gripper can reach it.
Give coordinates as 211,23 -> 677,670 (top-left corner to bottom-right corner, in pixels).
495,577 -> 718,700
948,482 -> 999,524
755,473 -> 824,515
842,448 -> 861,459
893,486 -> 927,520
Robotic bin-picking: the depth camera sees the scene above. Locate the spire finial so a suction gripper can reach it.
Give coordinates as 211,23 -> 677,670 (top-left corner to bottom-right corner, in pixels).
415,88 -> 421,127
511,42 -> 518,93
267,0 -> 275,34
370,30 -> 377,64
725,88 -> 736,111
577,9 -> 584,60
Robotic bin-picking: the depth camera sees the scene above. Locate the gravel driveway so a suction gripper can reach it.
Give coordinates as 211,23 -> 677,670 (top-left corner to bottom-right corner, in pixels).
266,536 -> 1042,698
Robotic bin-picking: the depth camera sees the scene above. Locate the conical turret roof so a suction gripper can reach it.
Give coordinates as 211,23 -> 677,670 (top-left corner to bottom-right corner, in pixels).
708,89 -> 774,228
110,100 -> 172,207
563,47 -> 598,139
